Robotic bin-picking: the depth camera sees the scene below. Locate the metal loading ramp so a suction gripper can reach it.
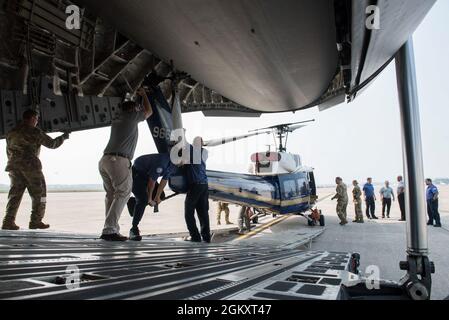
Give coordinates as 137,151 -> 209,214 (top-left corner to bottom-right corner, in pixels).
0,231 -> 352,300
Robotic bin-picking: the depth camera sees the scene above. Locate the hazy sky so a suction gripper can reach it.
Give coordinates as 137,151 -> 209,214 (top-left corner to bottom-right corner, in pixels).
0,1 -> 448,186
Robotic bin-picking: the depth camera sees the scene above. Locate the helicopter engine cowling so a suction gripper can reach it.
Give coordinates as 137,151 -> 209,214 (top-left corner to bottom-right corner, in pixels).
250,152 -> 302,175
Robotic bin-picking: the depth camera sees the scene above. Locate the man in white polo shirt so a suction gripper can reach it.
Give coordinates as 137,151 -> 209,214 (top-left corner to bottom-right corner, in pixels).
380,181 -> 395,219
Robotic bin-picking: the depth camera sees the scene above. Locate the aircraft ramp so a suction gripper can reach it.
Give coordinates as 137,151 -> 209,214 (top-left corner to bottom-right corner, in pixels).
0,231 -> 354,300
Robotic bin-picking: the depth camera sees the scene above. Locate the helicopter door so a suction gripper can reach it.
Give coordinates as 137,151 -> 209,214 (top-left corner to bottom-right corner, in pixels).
308,171 -> 317,199
307,172 -> 317,195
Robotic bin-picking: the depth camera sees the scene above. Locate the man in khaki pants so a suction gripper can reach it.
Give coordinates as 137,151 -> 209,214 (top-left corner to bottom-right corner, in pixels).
99,88 -> 152,241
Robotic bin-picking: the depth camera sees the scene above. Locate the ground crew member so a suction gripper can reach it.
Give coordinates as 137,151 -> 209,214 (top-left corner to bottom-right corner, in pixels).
352,180 -> 364,223
397,175 -> 406,221
216,202 -> 232,225
128,153 -> 176,241
380,181 -> 395,219
2,110 -> 69,230
331,177 -> 348,226
237,206 -> 252,234
99,88 -> 152,241
183,137 -> 211,243
363,177 -> 378,220
425,179 -> 441,228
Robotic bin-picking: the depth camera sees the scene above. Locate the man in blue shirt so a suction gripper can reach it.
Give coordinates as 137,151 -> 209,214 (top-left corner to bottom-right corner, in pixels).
183,137 -> 211,243
363,177 -> 378,220
129,153 -> 176,241
425,179 -> 441,228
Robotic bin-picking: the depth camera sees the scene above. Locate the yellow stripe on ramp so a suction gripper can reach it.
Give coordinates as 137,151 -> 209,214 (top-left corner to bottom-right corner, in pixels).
236,193 -> 334,241
236,214 -> 292,240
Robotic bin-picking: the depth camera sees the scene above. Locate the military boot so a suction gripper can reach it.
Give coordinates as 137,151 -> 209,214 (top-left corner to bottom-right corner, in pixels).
29,221 -> 50,229
337,214 -> 347,225
2,220 -> 20,230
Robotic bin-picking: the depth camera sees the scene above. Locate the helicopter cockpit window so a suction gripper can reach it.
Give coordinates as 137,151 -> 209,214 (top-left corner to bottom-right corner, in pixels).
283,180 -> 297,199
298,179 -> 308,194
296,173 -> 309,194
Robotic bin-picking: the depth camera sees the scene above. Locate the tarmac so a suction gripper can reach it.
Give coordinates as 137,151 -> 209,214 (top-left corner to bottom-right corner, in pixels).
0,192 -> 247,237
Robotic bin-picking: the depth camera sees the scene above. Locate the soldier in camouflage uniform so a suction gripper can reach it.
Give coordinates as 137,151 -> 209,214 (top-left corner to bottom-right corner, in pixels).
216,202 -> 232,225
352,180 -> 364,223
2,110 -> 69,230
331,177 -> 348,225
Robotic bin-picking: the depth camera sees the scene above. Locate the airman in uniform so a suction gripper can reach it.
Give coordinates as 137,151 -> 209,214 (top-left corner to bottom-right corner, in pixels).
2,110 -> 69,230
216,202 -> 232,225
331,177 -> 348,225
352,180 -> 364,223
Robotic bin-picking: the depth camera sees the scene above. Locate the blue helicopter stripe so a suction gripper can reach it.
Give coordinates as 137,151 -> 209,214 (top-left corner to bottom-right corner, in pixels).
169,168 -> 315,215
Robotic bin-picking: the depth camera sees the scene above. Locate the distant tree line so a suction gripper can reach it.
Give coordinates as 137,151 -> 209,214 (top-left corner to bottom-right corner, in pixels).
434,178 -> 449,185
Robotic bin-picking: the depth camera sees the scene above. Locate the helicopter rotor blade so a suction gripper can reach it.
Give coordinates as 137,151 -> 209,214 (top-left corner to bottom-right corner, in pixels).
249,119 -> 315,132
287,124 -> 308,132
204,130 -> 271,147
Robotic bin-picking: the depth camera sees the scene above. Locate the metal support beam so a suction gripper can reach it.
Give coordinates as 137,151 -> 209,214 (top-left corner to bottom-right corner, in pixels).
395,38 -> 427,255
395,37 -> 434,300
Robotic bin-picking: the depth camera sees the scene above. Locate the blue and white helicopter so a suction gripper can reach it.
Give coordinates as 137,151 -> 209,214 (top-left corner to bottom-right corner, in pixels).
199,120 -> 324,226
166,121 -> 324,226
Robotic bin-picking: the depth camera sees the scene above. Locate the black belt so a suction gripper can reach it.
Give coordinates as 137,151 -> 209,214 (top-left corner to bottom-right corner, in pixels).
104,153 -> 131,161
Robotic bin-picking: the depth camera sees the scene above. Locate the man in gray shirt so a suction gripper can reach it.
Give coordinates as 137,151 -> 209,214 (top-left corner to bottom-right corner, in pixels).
99,88 -> 152,241
380,181 -> 395,219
